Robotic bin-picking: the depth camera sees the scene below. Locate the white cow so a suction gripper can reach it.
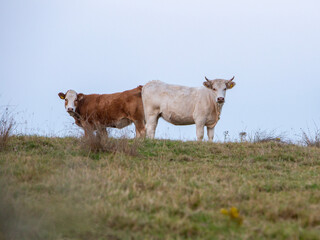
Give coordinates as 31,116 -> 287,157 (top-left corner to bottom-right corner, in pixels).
142,77 -> 236,141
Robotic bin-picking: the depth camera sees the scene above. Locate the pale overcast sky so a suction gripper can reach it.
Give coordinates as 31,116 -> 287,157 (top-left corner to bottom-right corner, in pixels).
1,0 -> 319,141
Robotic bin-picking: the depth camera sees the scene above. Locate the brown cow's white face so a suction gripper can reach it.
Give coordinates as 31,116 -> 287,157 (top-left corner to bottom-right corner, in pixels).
203,77 -> 236,104
58,90 -> 80,114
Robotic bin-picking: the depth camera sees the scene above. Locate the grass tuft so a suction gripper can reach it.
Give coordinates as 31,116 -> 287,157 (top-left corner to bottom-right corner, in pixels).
249,129 -> 287,143
81,129 -> 141,156
301,126 -> 320,147
0,107 -> 15,151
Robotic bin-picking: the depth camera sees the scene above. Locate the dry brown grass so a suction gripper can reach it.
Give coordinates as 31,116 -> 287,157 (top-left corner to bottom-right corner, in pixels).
243,129 -> 287,144
301,127 -> 320,148
0,108 -> 15,151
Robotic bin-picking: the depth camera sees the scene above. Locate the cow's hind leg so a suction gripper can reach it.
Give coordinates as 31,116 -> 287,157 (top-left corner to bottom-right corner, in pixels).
134,120 -> 146,138
146,114 -> 159,139
207,126 -> 214,142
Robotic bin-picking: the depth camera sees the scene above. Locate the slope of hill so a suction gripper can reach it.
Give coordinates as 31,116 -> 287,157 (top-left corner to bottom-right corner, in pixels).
1,136 -> 320,239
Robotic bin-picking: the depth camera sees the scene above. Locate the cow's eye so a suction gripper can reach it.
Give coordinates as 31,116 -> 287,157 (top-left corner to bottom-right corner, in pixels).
213,88 -> 217,91
224,88 -> 227,91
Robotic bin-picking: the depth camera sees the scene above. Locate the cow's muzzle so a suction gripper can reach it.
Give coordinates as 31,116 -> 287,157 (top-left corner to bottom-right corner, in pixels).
217,97 -> 225,103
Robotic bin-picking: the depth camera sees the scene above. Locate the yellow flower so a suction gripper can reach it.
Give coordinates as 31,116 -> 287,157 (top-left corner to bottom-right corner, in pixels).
220,208 -> 229,215
230,207 -> 239,218
220,207 -> 243,225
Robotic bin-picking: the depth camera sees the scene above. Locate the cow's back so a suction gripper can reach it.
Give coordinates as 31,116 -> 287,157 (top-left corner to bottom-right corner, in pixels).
143,80 -> 196,106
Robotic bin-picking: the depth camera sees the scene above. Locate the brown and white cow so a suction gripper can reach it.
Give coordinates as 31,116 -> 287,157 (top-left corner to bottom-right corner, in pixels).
142,77 -> 236,141
58,86 -> 145,137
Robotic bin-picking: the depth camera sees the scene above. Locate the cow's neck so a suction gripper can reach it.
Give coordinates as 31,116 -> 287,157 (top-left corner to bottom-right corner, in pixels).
69,111 -> 81,121
216,103 -> 224,115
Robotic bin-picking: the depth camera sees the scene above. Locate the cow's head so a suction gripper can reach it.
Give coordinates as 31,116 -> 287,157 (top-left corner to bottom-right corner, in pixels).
58,90 -> 84,114
203,76 -> 236,104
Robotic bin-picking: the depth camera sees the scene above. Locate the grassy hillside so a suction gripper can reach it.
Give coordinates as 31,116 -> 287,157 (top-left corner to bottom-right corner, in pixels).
1,136 -> 320,239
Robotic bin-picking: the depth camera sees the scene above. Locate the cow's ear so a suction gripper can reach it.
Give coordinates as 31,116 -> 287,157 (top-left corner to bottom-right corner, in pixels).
58,92 -> 65,99
77,93 -> 84,101
203,81 -> 212,89
226,81 -> 236,89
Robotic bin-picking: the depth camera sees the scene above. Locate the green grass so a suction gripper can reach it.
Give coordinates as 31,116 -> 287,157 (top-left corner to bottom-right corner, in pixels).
1,136 -> 320,239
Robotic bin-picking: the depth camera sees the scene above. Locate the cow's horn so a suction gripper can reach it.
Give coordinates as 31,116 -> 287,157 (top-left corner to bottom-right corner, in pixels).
205,76 -> 210,82
229,76 -> 235,81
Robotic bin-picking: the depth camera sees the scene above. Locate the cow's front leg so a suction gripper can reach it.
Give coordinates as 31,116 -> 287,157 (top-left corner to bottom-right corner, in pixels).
81,121 -> 94,138
97,127 -> 108,137
81,122 -> 90,137
207,126 -> 214,142
195,123 -> 205,141
146,114 -> 159,139
83,128 -> 89,138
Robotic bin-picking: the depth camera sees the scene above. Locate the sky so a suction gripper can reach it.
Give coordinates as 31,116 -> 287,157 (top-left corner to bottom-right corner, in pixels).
1,0 -> 320,141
